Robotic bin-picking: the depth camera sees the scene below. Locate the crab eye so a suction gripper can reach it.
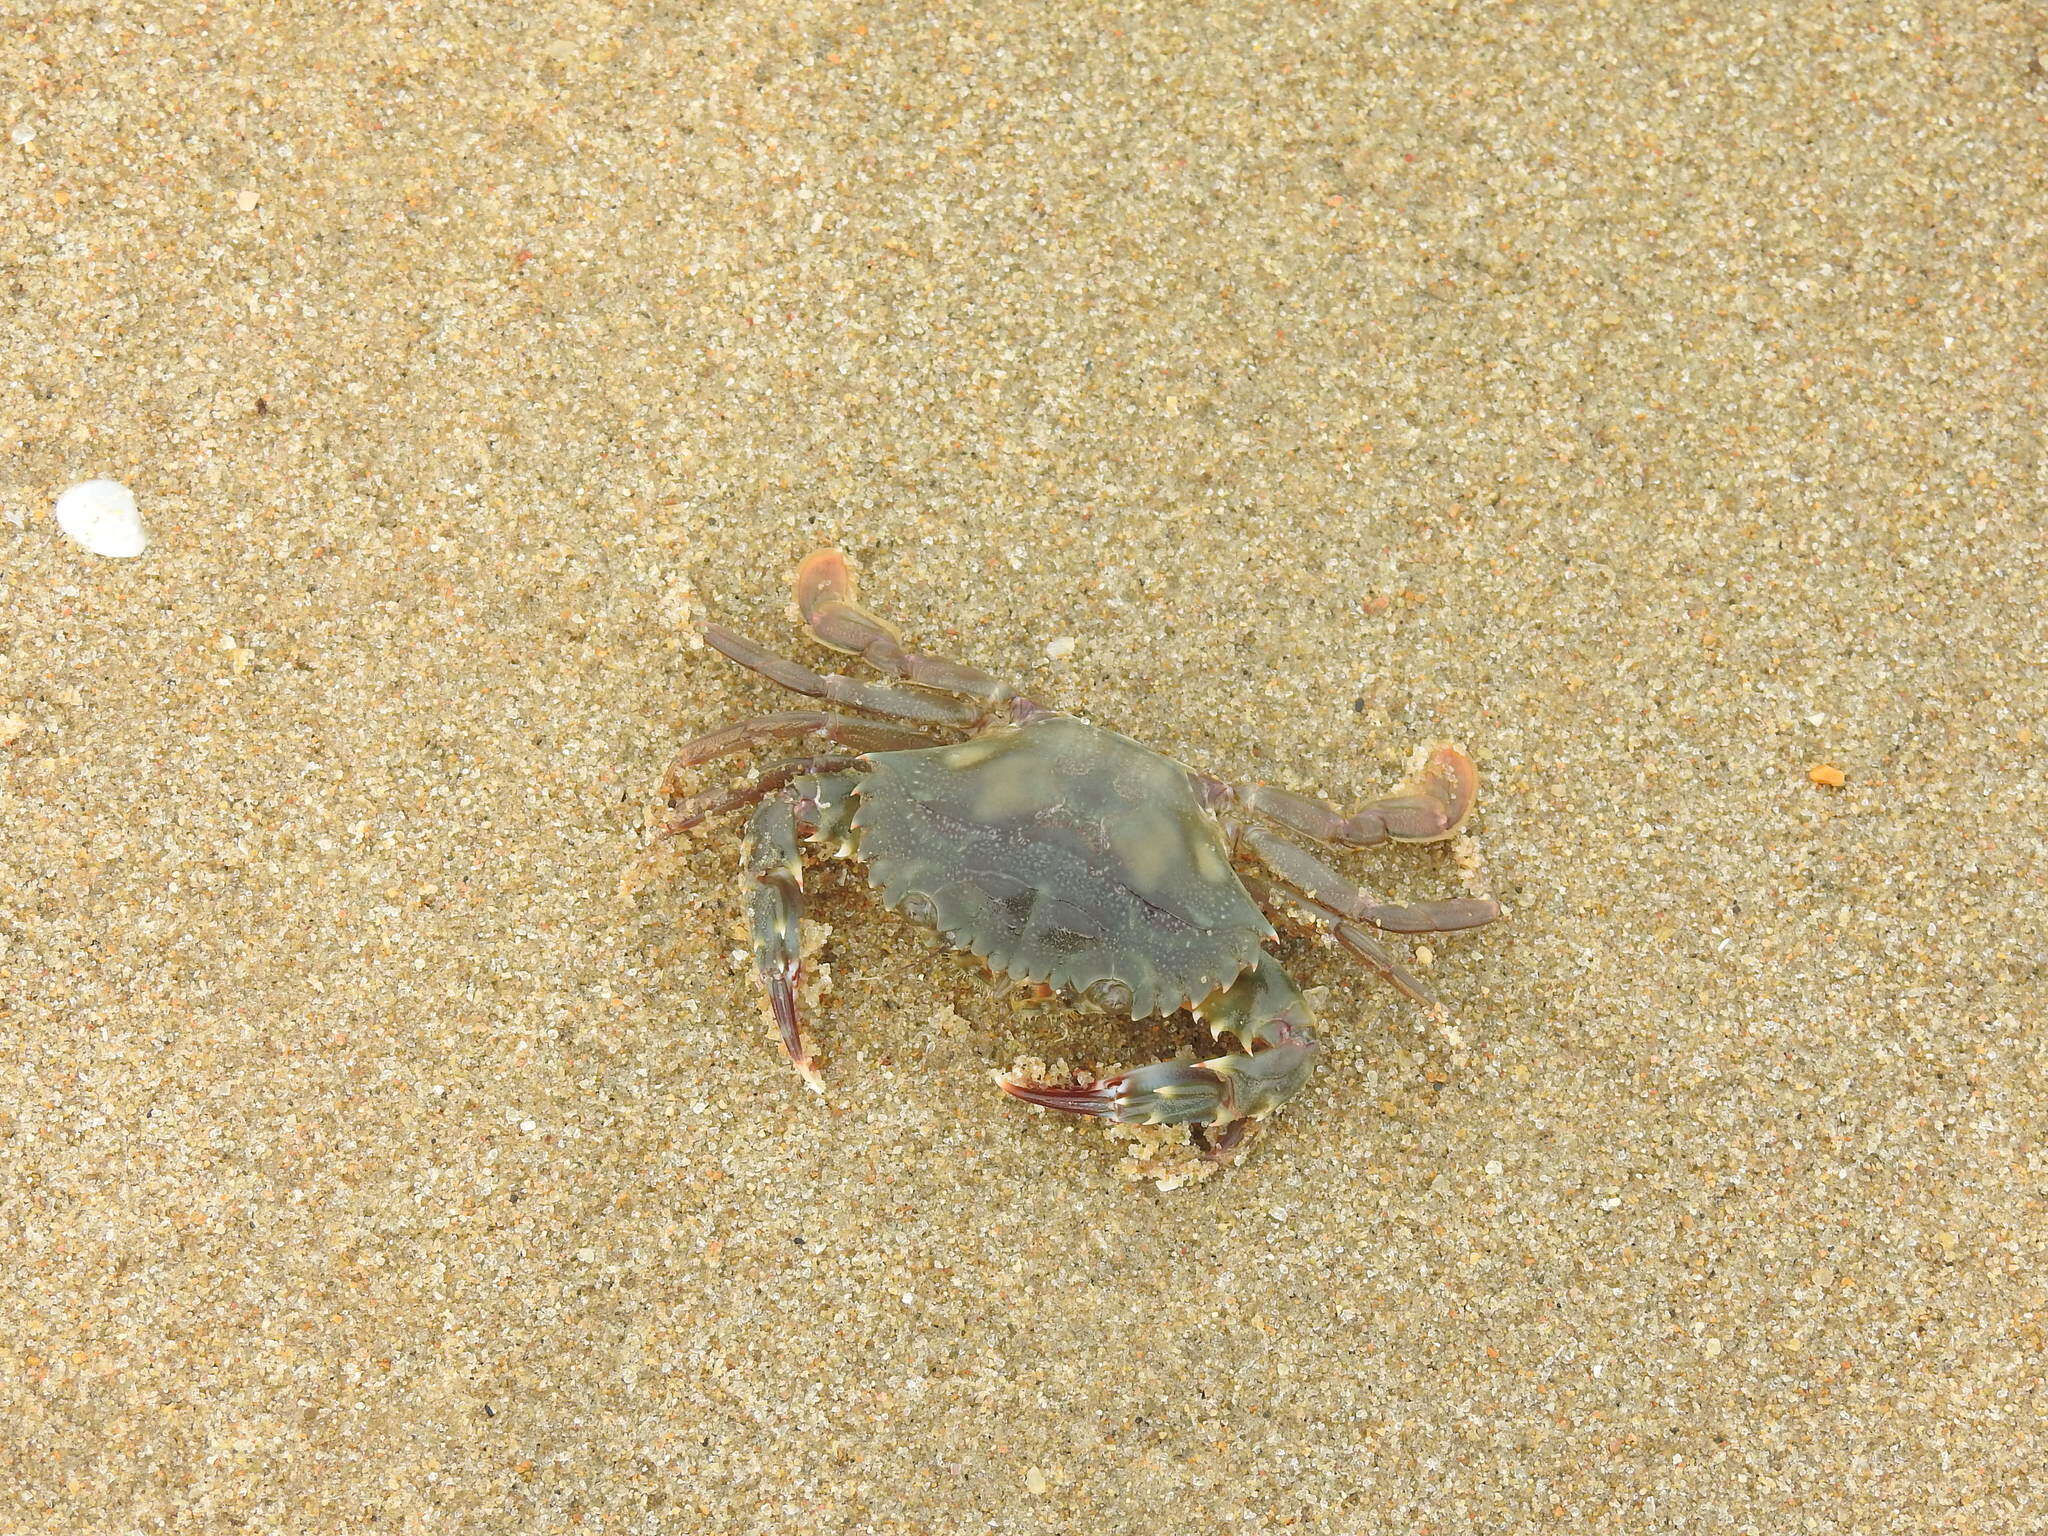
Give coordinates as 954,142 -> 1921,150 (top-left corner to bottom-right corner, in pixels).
1084,979 -> 1133,1015
898,893 -> 937,927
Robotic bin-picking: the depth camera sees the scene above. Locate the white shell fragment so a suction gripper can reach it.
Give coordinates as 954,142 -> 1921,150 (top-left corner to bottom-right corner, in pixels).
54,479 -> 148,558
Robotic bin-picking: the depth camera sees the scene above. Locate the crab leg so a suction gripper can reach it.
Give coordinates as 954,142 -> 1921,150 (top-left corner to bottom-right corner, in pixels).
1234,824 -> 1499,934
664,755 -> 865,834
661,711 -> 936,797
1001,954 -> 1319,1149
703,624 -> 983,731
742,796 -> 812,1081
737,772 -> 864,1085
1238,743 -> 1481,848
1238,872 -> 1439,1005
794,548 -> 1018,711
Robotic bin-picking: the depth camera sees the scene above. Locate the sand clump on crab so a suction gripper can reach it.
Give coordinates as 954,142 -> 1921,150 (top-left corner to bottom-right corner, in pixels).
656,548 -> 1500,1168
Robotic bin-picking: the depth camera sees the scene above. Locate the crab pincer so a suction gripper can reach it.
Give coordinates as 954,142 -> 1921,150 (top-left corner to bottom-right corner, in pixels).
740,797 -> 818,1084
1001,1043 -> 1316,1127
1001,950 -> 1319,1149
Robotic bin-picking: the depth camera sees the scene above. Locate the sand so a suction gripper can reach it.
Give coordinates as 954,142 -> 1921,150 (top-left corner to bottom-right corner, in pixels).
4,3 -> 2043,1531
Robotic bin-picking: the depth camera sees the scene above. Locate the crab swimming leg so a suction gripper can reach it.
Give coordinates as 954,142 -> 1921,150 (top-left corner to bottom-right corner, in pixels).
1236,743 -> 1481,848
793,548 -> 1021,713
1001,954 -> 1319,1153
738,772 -> 862,1085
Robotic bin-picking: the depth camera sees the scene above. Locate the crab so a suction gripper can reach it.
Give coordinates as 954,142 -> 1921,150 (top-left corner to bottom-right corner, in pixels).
658,549 -> 1499,1162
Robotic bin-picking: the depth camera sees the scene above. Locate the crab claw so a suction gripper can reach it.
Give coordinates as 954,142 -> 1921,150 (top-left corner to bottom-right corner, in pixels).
999,1074 -> 1125,1118
1004,1038 -> 1318,1130
1002,1060 -> 1231,1127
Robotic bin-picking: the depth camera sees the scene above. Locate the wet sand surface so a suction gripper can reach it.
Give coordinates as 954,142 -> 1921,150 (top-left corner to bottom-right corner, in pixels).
4,4 -> 2044,1531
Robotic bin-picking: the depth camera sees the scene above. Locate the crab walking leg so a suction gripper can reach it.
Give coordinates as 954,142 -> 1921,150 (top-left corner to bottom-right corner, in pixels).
662,755 -> 865,835
737,772 -> 864,1085
794,548 -> 1018,710
1234,824 -> 1500,934
1238,872 -> 1438,1005
1001,954 -> 1319,1132
1238,743 -> 1481,848
703,624 -> 983,731
661,710 -> 935,797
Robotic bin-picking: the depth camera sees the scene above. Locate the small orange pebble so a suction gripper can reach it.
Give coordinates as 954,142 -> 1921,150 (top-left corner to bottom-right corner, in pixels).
1808,763 -> 1848,788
